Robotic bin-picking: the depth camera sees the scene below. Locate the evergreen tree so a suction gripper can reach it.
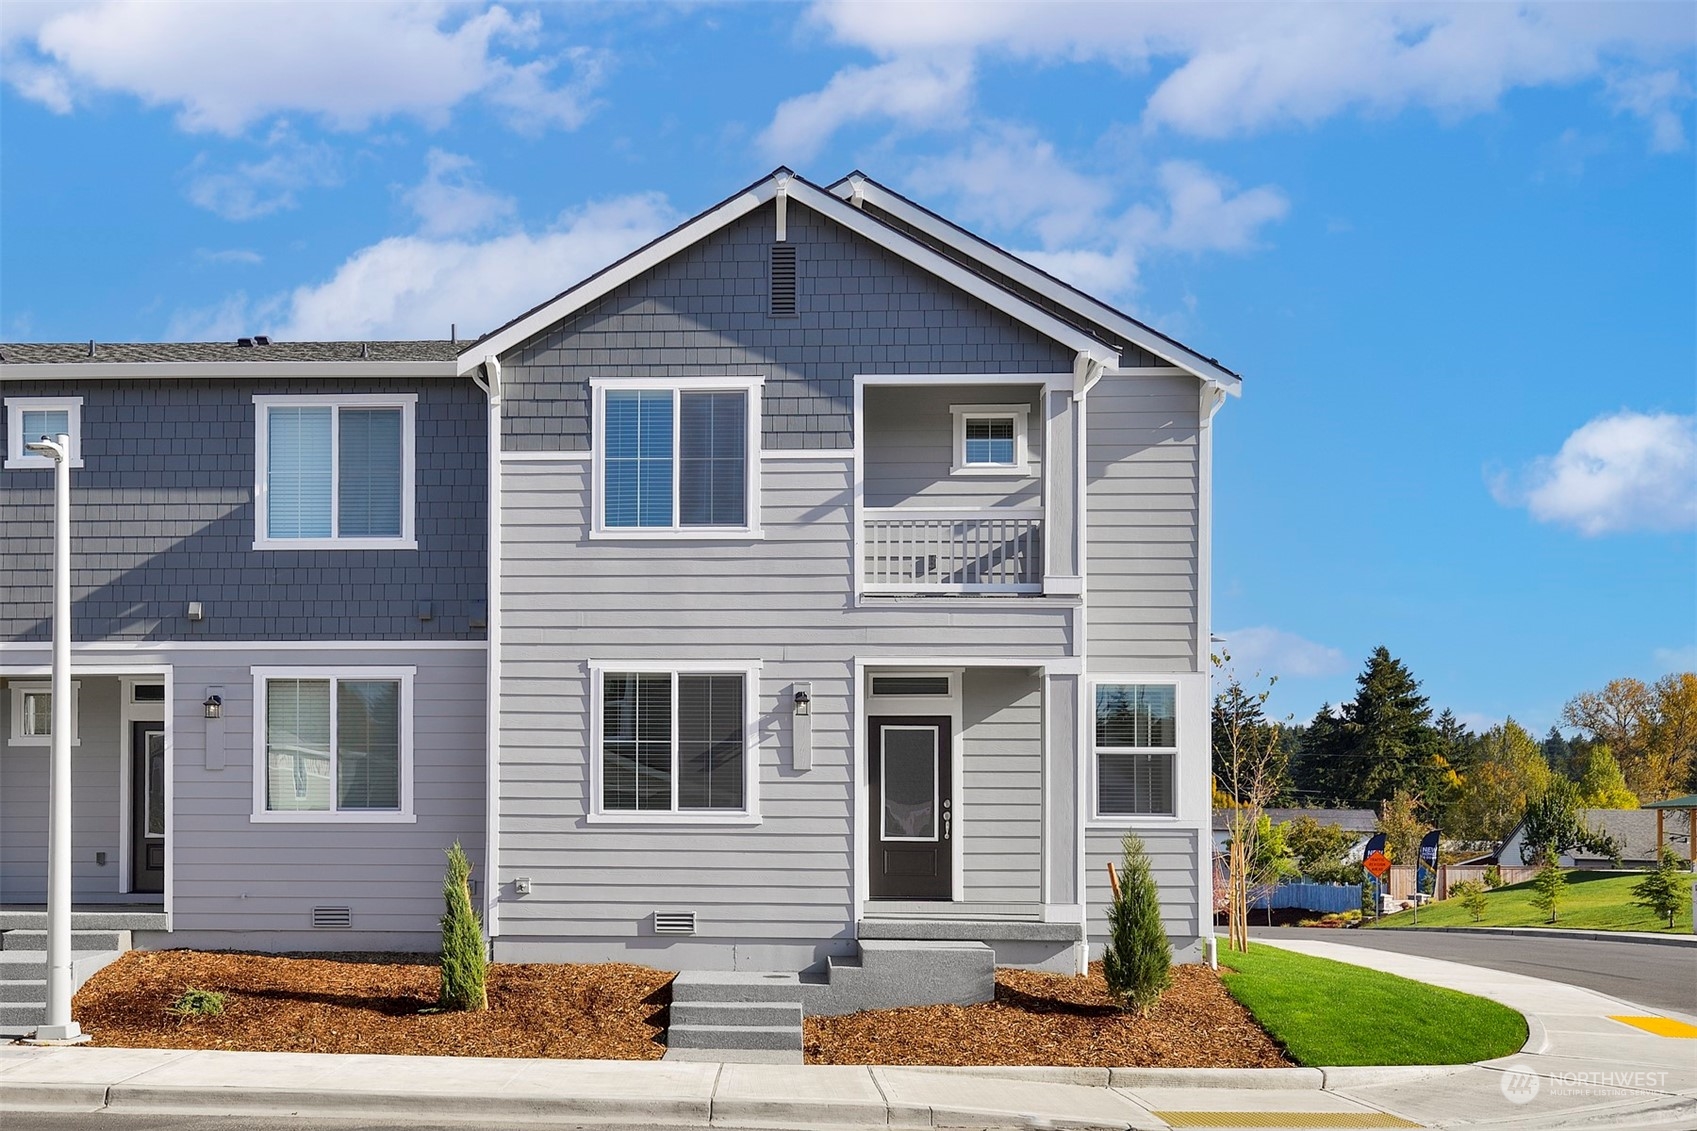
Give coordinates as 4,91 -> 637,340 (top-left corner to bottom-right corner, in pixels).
1632,847 -> 1693,929
1102,833 -> 1172,1015
1292,704 -> 1352,804
439,841 -> 489,1011
1213,681 -> 1290,804
1530,847 -> 1566,924
1296,648 -> 1439,807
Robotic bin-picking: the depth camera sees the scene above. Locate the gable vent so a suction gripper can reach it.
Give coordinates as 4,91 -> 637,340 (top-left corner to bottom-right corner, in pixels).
769,244 -> 797,316
653,910 -> 697,936
311,906 -> 352,929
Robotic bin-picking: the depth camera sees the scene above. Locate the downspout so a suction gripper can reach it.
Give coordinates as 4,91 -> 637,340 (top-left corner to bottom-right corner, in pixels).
1196,378 -> 1227,959
1069,351 -> 1106,969
474,355 -> 503,944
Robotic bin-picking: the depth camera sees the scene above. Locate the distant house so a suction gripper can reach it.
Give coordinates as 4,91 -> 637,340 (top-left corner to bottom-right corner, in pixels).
1212,807 -> 1378,863
1498,809 -> 1659,868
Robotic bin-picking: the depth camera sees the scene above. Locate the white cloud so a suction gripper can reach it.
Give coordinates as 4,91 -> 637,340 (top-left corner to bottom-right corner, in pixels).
1653,644 -> 1697,673
1606,68 -> 1692,153
5,1 -> 606,136
194,248 -> 264,265
403,149 -> 517,238
173,194 -> 675,343
1216,627 -> 1349,680
1491,410 -> 1697,536
185,125 -> 339,220
1127,161 -> 1290,253
797,1 -> 1693,150
759,55 -> 972,163
905,127 -> 1113,247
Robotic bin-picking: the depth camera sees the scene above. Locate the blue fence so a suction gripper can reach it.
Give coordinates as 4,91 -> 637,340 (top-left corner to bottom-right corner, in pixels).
1250,882 -> 1363,913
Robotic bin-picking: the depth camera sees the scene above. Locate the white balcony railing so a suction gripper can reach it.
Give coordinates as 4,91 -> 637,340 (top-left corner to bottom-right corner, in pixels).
862,508 -> 1043,594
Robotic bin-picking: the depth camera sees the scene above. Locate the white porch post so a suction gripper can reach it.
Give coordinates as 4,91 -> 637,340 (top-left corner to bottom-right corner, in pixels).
29,433 -> 84,1042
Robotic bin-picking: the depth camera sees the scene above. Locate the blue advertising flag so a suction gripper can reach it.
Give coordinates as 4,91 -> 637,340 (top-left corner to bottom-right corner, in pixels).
1417,829 -> 1441,895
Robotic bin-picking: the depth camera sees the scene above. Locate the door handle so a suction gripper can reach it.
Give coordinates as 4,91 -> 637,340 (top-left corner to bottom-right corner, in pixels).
942,810 -> 951,841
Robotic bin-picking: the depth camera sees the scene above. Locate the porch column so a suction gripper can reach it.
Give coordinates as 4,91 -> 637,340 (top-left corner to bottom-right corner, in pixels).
1044,671 -> 1082,911
1044,390 -> 1080,589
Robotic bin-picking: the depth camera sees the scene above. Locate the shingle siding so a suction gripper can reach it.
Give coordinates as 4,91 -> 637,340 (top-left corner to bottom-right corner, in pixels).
0,376 -> 486,641
499,202 -> 1078,451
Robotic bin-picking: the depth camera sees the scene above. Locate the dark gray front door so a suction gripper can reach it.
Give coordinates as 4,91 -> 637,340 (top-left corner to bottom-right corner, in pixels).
131,721 -> 165,893
868,715 -> 952,900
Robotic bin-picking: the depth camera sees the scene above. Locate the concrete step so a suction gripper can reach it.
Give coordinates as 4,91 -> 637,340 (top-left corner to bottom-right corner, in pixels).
670,970 -> 808,1004
669,1000 -> 802,1028
665,1022 -> 803,1052
0,949 -> 119,983
0,909 -> 165,932
1,929 -> 130,952
811,939 -> 994,1017
0,1001 -> 46,1027
857,918 -> 1081,942
661,1046 -> 803,1064
0,979 -> 45,1002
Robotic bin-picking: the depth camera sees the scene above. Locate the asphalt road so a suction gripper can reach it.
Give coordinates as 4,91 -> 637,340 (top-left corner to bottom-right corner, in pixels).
1253,926 -> 1697,1017
0,1117 -> 740,1131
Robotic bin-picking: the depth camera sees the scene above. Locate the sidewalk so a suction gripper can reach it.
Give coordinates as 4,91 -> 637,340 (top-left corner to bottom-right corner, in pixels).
3,942 -> 1693,1130
1365,924 -> 1697,948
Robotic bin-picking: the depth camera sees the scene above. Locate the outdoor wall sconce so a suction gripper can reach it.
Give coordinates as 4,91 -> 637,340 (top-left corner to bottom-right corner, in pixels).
202,694 -> 222,719
791,683 -> 813,772
187,601 -> 204,621
792,690 -> 811,716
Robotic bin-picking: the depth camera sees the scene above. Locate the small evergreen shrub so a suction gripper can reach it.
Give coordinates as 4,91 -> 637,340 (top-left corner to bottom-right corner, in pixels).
1449,880 -> 1490,922
439,840 -> 489,1011
1529,846 -> 1566,924
1482,865 -> 1504,889
1632,847 -> 1693,929
1102,832 -> 1173,1015
167,987 -> 227,1018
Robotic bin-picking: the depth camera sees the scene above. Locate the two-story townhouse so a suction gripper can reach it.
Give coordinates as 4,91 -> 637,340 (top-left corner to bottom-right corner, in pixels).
0,344 -> 488,962
463,168 -> 1238,989
1,168 -> 1235,1027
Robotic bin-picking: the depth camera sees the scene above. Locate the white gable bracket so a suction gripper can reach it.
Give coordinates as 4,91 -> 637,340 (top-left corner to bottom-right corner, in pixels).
1072,352 -> 1106,402
775,172 -> 790,242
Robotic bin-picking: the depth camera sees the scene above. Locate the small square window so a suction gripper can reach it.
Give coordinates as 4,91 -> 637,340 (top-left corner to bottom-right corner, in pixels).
950,404 -> 1029,475
8,682 -> 81,746
5,397 -> 84,469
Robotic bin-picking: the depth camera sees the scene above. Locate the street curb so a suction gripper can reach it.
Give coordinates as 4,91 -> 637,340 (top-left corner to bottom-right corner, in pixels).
1368,925 -> 1697,948
0,1082 -> 110,1111
103,1083 -> 715,1125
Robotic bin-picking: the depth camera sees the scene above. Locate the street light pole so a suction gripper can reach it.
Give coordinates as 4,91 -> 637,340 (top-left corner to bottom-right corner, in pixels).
25,432 -> 84,1044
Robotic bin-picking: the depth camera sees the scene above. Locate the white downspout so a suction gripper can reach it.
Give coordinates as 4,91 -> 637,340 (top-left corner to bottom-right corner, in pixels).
1196,379 -> 1226,959
475,356 -> 503,945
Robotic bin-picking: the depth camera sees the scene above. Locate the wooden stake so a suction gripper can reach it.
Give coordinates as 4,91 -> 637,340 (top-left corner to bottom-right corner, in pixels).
1106,861 -> 1121,903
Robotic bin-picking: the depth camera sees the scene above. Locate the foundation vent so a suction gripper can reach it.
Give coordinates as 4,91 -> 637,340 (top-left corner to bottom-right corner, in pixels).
311,906 -> 352,929
769,244 -> 797,316
653,910 -> 697,936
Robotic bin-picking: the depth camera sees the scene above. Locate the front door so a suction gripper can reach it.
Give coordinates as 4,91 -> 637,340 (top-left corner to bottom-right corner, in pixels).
868,715 -> 952,900
131,721 -> 165,894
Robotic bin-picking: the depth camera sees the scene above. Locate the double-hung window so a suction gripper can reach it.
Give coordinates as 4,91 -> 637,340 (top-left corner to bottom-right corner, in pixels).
590,663 -> 759,821
253,395 -> 416,549
5,397 -> 83,469
252,667 -> 414,821
1093,683 -> 1177,817
593,377 -> 761,536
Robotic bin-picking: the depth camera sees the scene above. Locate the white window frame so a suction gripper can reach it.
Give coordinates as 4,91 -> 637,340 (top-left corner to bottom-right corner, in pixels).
586,660 -> 762,824
252,394 -> 418,551
5,396 -> 84,470
589,376 -> 764,539
250,666 -> 416,823
8,681 -> 81,746
1088,678 -> 1180,821
950,403 -> 1030,476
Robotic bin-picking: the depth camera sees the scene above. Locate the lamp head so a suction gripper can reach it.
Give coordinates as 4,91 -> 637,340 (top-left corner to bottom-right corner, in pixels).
24,435 -> 67,463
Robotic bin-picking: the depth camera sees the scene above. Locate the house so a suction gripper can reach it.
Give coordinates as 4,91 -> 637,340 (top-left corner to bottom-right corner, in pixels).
1498,808 -> 1661,868
1211,807 -> 1379,864
2,169 -> 1236,1011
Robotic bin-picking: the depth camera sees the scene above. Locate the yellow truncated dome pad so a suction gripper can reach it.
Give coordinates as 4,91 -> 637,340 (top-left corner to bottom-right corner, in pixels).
1155,1115 -> 1421,1129
1608,1015 -> 1697,1039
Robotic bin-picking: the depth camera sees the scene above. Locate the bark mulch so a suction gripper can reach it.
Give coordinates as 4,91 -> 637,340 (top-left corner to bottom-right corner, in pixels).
804,962 -> 1292,1067
72,950 -> 672,1060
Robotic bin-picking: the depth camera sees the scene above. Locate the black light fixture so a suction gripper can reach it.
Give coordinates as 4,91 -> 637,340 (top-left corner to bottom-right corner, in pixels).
793,690 -> 811,716
203,694 -> 223,719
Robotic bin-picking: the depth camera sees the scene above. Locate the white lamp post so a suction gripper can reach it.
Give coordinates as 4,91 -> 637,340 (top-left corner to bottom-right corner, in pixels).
24,433 -> 85,1043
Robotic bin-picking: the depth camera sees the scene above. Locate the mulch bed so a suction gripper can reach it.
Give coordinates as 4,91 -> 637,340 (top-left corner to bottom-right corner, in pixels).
72,950 -> 672,1059
804,962 -> 1292,1067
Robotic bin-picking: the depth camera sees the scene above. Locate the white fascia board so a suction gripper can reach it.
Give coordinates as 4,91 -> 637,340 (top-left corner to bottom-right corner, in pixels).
0,361 -> 457,381
457,181 -> 780,373
833,177 -> 1239,393
785,180 -> 1116,366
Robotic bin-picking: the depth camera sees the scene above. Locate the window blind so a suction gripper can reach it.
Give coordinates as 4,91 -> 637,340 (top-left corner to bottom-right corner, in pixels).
338,409 -> 403,538
678,674 -> 744,809
679,391 -> 746,526
21,409 -> 69,443
267,408 -> 333,538
267,679 -> 332,811
337,680 -> 400,810
604,390 -> 674,528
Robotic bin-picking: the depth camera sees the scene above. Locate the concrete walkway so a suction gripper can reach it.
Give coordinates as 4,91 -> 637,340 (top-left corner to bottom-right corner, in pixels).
3,942 -> 1693,1130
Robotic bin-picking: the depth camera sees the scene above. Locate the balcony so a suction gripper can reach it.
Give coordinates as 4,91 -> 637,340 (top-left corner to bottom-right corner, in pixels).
861,509 -> 1043,595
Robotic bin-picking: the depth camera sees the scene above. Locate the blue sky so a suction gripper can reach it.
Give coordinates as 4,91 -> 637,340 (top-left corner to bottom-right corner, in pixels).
3,1 -> 1693,733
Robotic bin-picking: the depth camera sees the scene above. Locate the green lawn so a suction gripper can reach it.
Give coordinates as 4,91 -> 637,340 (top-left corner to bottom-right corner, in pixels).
1218,943 -> 1527,1066
1370,870 -> 1684,932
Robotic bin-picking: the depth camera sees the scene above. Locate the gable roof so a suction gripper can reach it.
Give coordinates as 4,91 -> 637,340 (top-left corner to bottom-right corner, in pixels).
0,340 -> 458,381
828,173 -> 1241,393
457,168 -> 1129,376
1500,807 -> 1661,863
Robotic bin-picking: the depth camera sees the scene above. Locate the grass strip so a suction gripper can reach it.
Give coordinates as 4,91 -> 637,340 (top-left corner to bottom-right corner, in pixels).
1371,871 -> 1677,932
1218,943 -> 1527,1066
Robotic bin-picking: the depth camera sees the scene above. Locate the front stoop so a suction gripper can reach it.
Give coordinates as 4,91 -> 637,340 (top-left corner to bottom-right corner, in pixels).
0,912 -> 157,1037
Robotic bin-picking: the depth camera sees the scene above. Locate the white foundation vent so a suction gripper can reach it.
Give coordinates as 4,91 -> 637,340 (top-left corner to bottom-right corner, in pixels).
311,906 -> 352,929
653,910 -> 697,936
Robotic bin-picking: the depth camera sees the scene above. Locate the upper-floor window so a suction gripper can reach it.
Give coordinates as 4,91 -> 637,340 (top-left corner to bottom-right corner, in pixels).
251,667 -> 415,822
253,394 -> 416,550
5,396 -> 84,470
591,377 -> 762,537
1093,682 -> 1177,817
951,404 -> 1029,475
8,682 -> 81,746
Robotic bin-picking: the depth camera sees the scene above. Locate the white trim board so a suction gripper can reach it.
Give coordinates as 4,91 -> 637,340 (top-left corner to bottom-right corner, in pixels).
458,170 -> 1120,372
0,640 -> 488,658
830,173 -> 1241,394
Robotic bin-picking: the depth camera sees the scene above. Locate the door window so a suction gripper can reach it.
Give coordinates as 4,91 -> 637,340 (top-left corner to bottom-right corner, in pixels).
881,725 -> 939,841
